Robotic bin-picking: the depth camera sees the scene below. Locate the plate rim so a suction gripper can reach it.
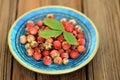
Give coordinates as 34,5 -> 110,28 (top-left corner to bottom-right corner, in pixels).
8,6 -> 99,75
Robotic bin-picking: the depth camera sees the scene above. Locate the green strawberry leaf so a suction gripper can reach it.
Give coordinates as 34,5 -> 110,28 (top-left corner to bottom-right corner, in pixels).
44,19 -> 64,31
63,31 -> 78,45
39,30 -> 62,38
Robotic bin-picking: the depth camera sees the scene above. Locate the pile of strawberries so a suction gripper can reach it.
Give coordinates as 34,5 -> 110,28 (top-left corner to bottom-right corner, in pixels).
20,14 -> 86,65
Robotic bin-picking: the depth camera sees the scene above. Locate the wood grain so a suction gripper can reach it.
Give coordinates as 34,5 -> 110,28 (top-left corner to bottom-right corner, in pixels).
0,0 -> 17,80
83,0 -> 120,80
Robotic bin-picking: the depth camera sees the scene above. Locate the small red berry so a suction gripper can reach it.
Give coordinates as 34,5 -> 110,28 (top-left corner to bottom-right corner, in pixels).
57,35 -> 64,42
63,58 -> 69,64
77,45 -> 85,53
70,50 -> 79,59
62,41 -> 70,50
53,56 -> 62,64
26,21 -> 34,27
20,35 -> 27,44
34,47 -> 40,53
71,45 -> 77,50
26,48 -> 34,56
37,36 -> 45,43
29,27 -> 38,35
77,33 -> 84,39
43,56 -> 52,65
43,50 -> 50,57
27,35 -> 35,42
46,38 -> 53,43
69,19 -> 76,25
46,14 -> 55,19
58,49 -> 64,54
31,41 -> 38,48
33,52 -> 42,61
34,25 -> 39,30
61,53 -> 69,59
74,25 -> 82,33
64,24 -> 74,32
53,41 -> 61,49
60,18 -> 68,26
72,31 -> 77,37
25,43 -> 31,49
44,26 -> 50,30
36,20 -> 43,27
50,50 -> 60,58
66,49 -> 71,54
78,39 -> 85,45
26,26 -> 32,32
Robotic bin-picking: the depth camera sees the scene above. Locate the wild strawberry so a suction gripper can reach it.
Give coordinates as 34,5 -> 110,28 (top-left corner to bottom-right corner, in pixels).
25,43 -> 31,49
26,48 -> 34,56
62,41 -> 70,50
43,50 -> 50,57
70,50 -> 79,59
64,24 -> 74,32
74,25 -> 82,33
50,50 -> 60,58
26,26 -> 32,32
72,31 -> 77,37
37,36 -> 45,43
39,43 -> 44,51
31,41 -> 38,48
71,45 -> 77,50
26,21 -> 34,27
60,18 -> 68,26
58,49 -> 64,54
43,56 -> 52,65
29,27 -> 38,35
43,42 -> 52,50
33,52 -> 42,61
44,26 -> 50,30
36,20 -> 43,27
53,56 -> 62,64
46,14 -> 55,19
61,53 -> 69,59
77,45 -> 85,53
27,35 -> 35,42
34,47 -> 40,53
66,49 -> 71,54
46,38 -> 53,43
63,58 -> 69,64
20,35 -> 27,44
77,33 -> 84,39
53,41 -> 61,49
34,25 -> 39,30
69,19 -> 76,25
78,39 -> 85,45
57,35 -> 64,42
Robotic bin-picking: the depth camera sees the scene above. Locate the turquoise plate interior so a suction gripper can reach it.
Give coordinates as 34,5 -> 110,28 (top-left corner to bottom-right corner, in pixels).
8,6 -> 99,75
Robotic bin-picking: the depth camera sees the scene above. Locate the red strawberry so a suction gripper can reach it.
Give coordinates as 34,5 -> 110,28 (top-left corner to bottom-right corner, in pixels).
61,53 -> 69,59
70,50 -> 79,59
37,36 -> 45,43
60,18 -> 68,26
50,50 -> 60,58
25,43 -> 31,49
31,41 -> 38,48
27,35 -> 35,42
66,49 -> 71,54
64,24 -> 74,32
26,48 -> 34,56
29,27 -> 38,35
20,35 -> 27,44
77,33 -> 84,39
43,50 -> 50,57
78,39 -> 85,45
46,14 -> 55,19
62,41 -> 70,50
69,19 -> 76,25
26,21 -> 34,27
34,47 -> 40,53
53,56 -> 62,64
43,56 -> 52,65
77,45 -> 85,53
72,31 -> 77,37
58,49 -> 64,54
33,52 -> 42,61
46,38 -> 53,43
71,45 -> 77,50
34,25 -> 39,30
63,58 -> 69,64
53,41 -> 61,49
36,20 -> 43,27
57,35 -> 64,42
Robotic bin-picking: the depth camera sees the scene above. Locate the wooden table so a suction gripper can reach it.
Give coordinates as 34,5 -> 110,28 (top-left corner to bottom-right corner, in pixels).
0,0 -> 120,80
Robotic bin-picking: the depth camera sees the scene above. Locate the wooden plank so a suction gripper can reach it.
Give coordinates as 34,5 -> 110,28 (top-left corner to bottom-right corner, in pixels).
83,0 -> 120,80
12,0 -> 41,80
0,0 -> 17,80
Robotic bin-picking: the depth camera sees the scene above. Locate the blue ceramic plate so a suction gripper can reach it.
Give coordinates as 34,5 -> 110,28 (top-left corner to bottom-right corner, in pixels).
8,6 -> 99,75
